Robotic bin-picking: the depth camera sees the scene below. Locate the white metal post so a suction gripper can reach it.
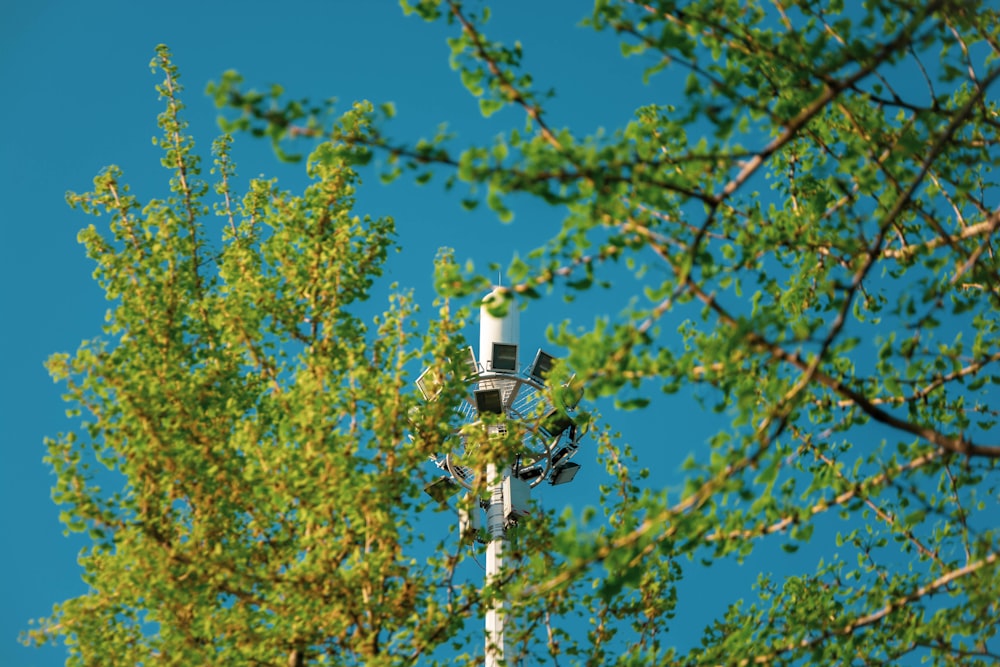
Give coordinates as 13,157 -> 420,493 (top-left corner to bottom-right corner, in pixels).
479,289 -> 517,667
419,286 -> 583,667
484,462 -> 506,667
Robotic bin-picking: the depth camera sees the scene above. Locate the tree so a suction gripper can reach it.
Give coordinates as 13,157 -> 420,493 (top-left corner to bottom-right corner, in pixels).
29,46 -> 484,666
29,0 -> 1000,664
29,43 -> 647,667
205,0 -> 1000,663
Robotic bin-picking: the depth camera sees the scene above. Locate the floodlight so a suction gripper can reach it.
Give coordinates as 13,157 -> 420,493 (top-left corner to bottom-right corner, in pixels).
462,346 -> 479,378
492,343 -> 518,373
424,476 -> 460,502
528,349 -> 556,384
475,388 -> 504,415
550,462 -> 581,486
541,408 -> 574,436
415,366 -> 442,400
516,467 -> 544,482
551,446 -> 573,466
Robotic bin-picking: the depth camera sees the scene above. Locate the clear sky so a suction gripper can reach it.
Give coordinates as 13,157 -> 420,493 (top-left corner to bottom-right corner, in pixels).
0,2 -> 908,665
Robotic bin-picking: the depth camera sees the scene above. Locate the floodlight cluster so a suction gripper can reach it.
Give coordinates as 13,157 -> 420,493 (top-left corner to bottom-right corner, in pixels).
419,345 -> 582,502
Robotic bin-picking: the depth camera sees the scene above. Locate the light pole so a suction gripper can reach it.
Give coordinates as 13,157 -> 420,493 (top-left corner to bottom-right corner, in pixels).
418,289 -> 583,667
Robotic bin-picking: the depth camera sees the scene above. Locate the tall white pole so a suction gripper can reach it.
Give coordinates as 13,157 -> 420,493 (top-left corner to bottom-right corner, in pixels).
484,462 -> 505,667
420,288 -> 579,666
479,290 -> 518,667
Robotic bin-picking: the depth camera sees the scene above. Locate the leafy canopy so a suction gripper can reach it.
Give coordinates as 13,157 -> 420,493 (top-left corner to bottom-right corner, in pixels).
29,0 -> 1000,664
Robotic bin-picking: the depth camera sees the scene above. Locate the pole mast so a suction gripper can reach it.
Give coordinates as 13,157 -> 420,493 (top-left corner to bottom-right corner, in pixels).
479,289 -> 518,667
417,285 -> 583,667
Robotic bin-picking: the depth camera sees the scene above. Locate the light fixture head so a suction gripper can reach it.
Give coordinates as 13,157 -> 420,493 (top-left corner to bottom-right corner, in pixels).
529,349 -> 556,384
461,345 -> 480,378
541,408 -> 574,437
550,462 -> 581,486
491,342 -> 518,373
415,366 -> 442,400
424,476 -> 460,502
516,466 -> 544,482
551,446 -> 574,466
475,388 -> 504,415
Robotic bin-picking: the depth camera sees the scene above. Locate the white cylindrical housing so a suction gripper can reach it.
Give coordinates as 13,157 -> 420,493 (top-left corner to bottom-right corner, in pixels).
479,289 -> 519,373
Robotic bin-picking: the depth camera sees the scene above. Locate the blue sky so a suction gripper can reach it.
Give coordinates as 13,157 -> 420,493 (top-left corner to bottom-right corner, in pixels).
0,2 -> 958,665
